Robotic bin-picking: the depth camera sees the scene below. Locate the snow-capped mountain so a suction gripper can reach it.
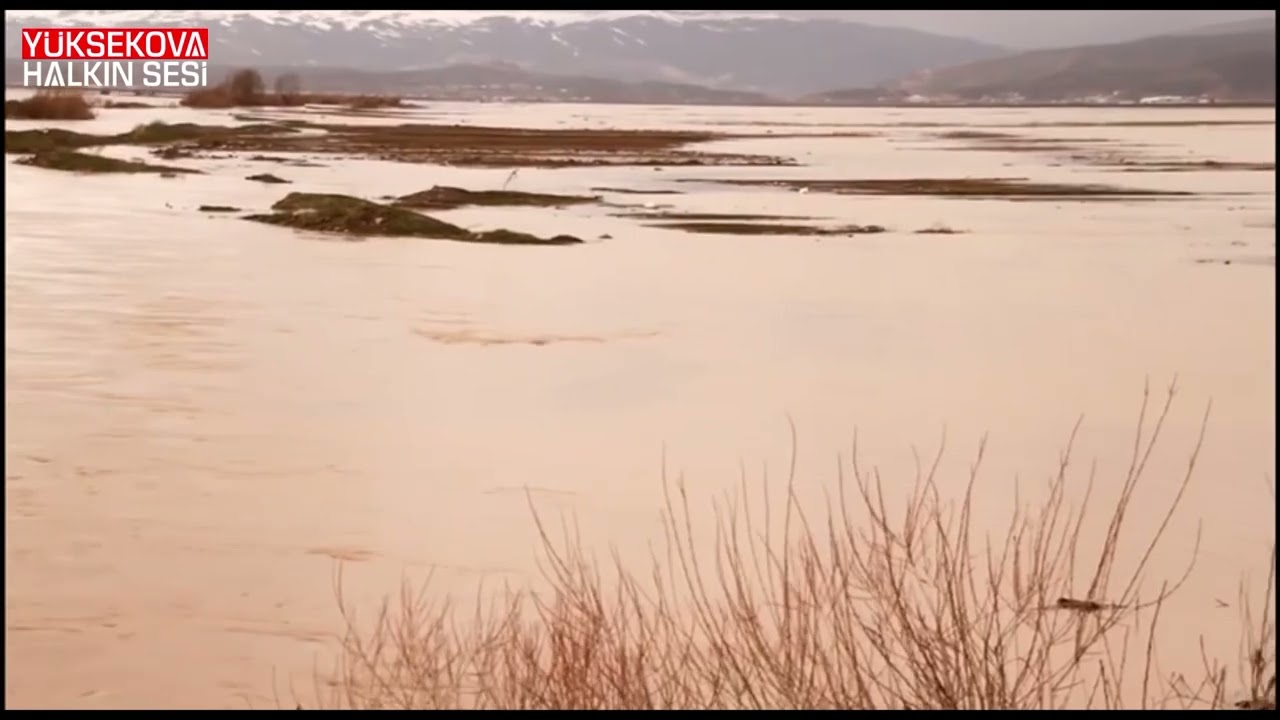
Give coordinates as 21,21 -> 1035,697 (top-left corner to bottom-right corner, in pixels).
4,11 -> 1006,96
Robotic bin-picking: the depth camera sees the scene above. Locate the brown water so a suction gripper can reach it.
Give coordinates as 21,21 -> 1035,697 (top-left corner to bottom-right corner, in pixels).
5,98 -> 1276,708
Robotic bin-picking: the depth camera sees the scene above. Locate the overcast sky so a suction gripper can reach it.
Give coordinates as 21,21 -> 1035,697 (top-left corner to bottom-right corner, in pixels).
773,10 -> 1274,47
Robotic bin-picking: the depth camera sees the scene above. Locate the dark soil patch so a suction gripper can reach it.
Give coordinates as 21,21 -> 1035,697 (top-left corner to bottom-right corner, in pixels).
198,205 -> 241,212
591,187 -> 685,195
6,128 -> 103,154
619,212 -> 819,222
101,101 -> 152,109
16,150 -> 202,175
679,177 -> 1192,199
122,121 -> 299,145
854,120 -> 1273,130
246,193 -> 465,239
304,107 -> 415,120
700,119 -> 877,129
1108,159 -> 1275,173
657,221 -> 886,236
936,132 -> 1114,145
6,120 -> 792,168
939,143 -> 1094,154
5,121 -> 299,154
935,130 -> 1019,141
251,123 -> 794,168
152,146 -> 195,160
393,186 -> 599,211
247,173 -> 291,184
932,132 -> 1127,157
764,131 -> 880,139
244,192 -> 583,246
248,154 -> 327,167
468,229 -> 585,245
915,225 -> 969,235
1009,120 -> 1275,128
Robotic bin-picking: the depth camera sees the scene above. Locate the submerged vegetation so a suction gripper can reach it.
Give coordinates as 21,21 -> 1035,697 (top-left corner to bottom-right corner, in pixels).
244,192 -> 584,245
16,150 -> 201,175
4,118 -> 789,169
392,186 -> 600,211
246,173 -> 291,184
314,385 -> 1274,710
657,221 -> 887,236
4,121 -> 298,155
680,177 -> 1194,200
608,210 -> 887,236
915,224 -> 970,235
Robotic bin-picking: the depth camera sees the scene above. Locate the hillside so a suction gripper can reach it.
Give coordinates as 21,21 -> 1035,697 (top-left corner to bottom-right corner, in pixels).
3,11 -> 1006,97
5,59 -> 780,105
812,27 -> 1276,104
259,63 -> 779,104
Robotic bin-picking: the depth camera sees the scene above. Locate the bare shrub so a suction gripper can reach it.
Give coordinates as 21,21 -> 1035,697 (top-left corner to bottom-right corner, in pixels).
344,95 -> 404,110
183,69 -> 265,108
312,383 -> 1273,710
229,69 -> 265,103
5,90 -> 96,120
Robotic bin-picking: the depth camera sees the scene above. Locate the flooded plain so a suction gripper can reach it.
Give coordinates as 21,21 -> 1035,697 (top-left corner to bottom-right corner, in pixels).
4,95 -> 1276,708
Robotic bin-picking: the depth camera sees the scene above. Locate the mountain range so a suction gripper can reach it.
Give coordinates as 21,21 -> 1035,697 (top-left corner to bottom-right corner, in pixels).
5,11 -> 1004,96
829,21 -> 1275,104
4,11 -> 1275,105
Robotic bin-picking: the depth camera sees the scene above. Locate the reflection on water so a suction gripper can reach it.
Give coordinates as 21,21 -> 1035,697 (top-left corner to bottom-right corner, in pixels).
4,98 -> 1275,709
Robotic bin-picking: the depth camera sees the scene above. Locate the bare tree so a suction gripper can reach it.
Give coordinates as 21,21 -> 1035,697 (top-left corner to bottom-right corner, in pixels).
228,68 -> 265,104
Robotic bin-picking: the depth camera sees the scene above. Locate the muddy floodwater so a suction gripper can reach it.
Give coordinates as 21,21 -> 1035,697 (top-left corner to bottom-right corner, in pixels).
5,95 -> 1276,708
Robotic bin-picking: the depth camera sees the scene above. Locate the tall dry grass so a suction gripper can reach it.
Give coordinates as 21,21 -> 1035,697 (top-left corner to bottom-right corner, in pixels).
308,383 -> 1275,710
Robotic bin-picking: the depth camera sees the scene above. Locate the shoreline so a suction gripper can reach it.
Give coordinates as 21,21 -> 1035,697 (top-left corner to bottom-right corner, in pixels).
4,84 -> 1275,110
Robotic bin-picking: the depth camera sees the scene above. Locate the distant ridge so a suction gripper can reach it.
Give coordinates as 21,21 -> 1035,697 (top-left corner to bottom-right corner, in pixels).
4,59 -> 781,106
810,27 -> 1276,105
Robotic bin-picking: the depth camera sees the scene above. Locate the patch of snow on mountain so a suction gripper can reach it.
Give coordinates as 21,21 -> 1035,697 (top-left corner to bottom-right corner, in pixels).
4,9 -> 782,28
